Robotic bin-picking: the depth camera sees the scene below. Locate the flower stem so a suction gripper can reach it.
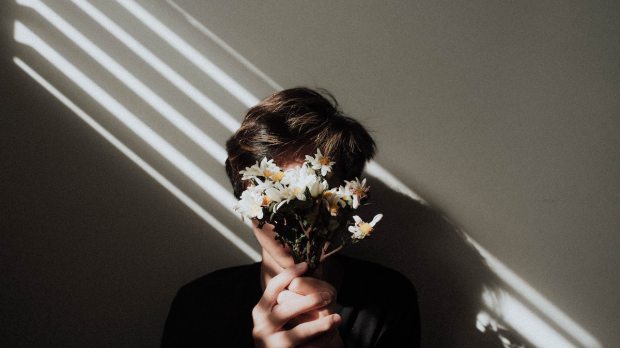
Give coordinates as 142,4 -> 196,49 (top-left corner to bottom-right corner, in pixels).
320,245 -> 343,262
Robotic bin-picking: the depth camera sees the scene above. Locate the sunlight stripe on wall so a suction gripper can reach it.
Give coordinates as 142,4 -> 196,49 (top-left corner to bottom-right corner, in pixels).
15,2 -> 601,345
13,56 -> 261,262
13,21 -> 239,220
161,8 -> 600,345
72,0 -> 240,133
165,0 -> 281,91
474,239 -> 601,348
17,0 -> 228,164
482,288 -> 577,348
117,0 -> 259,107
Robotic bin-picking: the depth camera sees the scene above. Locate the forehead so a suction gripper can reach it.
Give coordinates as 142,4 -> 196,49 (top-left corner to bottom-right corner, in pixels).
274,147 -> 312,169
279,158 -> 306,170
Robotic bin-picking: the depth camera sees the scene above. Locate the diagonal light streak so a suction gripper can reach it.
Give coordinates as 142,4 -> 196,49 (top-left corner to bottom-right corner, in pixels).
15,1 -> 602,344
473,238 -> 601,348
166,0 -> 281,91
129,5 -> 601,344
17,0 -> 227,164
482,288 -> 577,348
13,21 -> 241,226
158,1 -> 426,204
12,56 -> 260,262
72,0 -> 240,133
161,8 -> 599,342
364,161 -> 426,203
79,1 -> 603,342
166,7 -> 598,342
113,0 -> 424,208
117,0 -> 259,108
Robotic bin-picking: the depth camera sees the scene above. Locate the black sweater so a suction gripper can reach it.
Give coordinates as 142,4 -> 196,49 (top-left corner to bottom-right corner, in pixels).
162,255 -> 420,347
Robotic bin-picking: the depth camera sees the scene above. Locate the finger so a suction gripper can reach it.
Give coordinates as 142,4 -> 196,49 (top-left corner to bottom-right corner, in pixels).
290,307 -> 333,325
285,311 -> 319,328
270,291 -> 333,328
256,262 -> 308,315
282,314 -> 342,346
276,289 -> 304,305
297,328 -> 339,348
289,276 -> 336,297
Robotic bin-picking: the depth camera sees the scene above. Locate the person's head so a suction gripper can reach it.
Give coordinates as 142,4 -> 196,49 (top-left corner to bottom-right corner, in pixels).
225,87 -> 376,268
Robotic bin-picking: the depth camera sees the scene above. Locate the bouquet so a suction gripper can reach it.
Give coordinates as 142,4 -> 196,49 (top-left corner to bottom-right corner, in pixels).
234,150 -> 383,274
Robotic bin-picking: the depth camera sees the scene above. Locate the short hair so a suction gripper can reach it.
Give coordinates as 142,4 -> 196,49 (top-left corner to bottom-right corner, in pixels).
225,87 -> 376,198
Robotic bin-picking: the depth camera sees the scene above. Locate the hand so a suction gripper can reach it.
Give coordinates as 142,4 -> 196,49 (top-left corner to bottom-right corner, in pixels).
252,262 -> 343,348
277,270 -> 344,347
278,275 -> 338,326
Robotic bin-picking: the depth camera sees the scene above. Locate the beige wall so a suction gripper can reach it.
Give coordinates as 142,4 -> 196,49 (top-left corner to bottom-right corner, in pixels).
176,1 -> 619,346
2,0 -> 618,347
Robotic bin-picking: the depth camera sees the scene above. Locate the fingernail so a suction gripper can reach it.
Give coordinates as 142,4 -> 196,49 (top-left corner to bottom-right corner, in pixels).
321,292 -> 332,304
332,314 -> 342,325
295,262 -> 307,270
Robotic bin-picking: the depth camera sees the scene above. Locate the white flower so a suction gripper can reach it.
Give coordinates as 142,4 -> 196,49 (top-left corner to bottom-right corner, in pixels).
305,149 -> 334,176
252,177 -> 271,192
322,188 -> 346,216
239,158 -> 282,181
264,184 -> 284,204
335,185 -> 353,208
250,178 -> 284,207
308,178 -> 328,198
348,214 -> 383,239
344,178 -> 369,209
278,186 -> 304,203
234,187 -> 264,219
281,164 -> 313,186
280,165 -> 316,201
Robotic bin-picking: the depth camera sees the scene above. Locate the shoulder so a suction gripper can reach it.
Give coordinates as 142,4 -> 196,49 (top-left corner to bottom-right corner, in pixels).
162,263 -> 261,346
335,255 -> 421,346
184,262 -> 260,287
338,255 -> 418,305
175,262 -> 261,302
339,254 -> 415,289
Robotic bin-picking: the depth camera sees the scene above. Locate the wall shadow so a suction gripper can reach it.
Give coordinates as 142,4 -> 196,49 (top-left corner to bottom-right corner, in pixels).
341,176 -> 521,347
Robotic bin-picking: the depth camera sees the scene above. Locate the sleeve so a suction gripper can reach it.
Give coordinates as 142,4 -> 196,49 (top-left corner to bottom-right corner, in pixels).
374,275 -> 421,348
161,286 -> 193,347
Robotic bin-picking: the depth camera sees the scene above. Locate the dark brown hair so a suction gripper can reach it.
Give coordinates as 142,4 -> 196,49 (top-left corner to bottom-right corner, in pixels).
225,87 -> 376,198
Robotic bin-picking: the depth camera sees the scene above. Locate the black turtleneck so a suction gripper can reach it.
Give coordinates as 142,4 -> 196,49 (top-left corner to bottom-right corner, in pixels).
161,254 -> 420,347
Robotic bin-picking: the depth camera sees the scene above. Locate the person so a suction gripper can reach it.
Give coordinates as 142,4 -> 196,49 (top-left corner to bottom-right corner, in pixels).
161,87 -> 421,347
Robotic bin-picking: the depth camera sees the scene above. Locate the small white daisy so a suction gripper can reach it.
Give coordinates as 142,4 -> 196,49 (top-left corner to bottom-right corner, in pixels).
239,158 -> 282,181
234,187 -> 265,219
322,188 -> 346,216
305,149 -> 335,176
344,178 -> 369,209
348,214 -> 383,239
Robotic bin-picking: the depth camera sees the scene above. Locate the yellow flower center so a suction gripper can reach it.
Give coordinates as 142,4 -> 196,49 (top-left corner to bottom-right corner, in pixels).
329,204 -> 339,216
320,157 -> 331,165
263,169 -> 272,177
261,195 -> 270,206
270,171 -> 285,182
359,223 -> 373,235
